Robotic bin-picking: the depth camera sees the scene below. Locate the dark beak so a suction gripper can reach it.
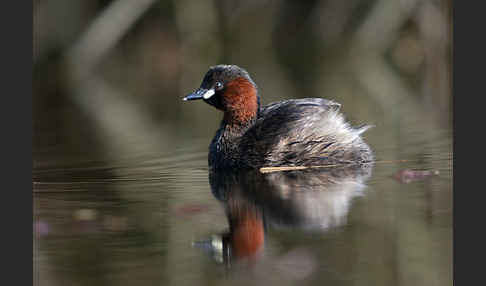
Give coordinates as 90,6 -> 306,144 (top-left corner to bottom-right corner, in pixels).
183,88 -> 209,101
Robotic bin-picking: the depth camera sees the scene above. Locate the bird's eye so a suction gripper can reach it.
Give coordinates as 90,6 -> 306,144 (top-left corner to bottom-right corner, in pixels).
215,82 -> 223,90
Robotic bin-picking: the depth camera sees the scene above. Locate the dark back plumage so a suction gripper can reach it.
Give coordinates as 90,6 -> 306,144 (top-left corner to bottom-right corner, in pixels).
209,98 -> 373,169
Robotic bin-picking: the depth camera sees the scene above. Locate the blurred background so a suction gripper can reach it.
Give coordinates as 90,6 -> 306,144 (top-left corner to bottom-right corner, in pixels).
33,0 -> 452,285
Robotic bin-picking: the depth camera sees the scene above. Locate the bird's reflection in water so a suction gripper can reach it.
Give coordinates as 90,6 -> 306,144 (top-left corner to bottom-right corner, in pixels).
194,164 -> 373,267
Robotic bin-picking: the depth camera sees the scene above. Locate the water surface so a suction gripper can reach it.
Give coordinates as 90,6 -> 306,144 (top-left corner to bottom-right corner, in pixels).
33,119 -> 452,286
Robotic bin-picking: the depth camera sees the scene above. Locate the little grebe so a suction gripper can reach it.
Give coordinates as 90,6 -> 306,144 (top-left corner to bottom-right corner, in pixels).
184,65 -> 373,170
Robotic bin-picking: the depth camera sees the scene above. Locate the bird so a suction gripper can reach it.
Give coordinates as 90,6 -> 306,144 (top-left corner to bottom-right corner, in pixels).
184,64 -> 373,170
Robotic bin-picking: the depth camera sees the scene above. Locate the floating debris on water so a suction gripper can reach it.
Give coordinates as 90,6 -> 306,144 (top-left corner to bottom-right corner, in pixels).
393,169 -> 440,184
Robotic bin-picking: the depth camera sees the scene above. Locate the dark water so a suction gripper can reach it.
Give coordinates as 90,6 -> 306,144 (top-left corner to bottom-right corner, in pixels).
33,111 -> 452,286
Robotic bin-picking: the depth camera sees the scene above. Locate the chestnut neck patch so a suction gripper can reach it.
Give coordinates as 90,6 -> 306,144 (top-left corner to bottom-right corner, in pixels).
222,77 -> 259,127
